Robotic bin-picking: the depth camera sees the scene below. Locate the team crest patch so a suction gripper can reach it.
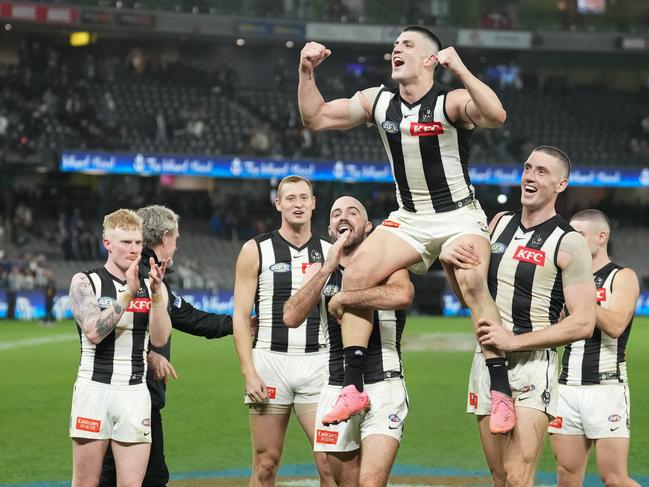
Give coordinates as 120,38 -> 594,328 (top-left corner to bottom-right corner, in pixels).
310,249 -> 322,262
381,120 -> 399,134
530,234 -> 545,248
420,107 -> 434,122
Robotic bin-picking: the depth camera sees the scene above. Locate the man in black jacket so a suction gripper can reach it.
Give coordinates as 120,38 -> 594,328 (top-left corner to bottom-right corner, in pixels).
100,205 -> 233,487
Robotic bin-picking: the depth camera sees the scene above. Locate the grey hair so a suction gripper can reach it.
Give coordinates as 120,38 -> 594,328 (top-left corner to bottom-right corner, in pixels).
136,205 -> 179,248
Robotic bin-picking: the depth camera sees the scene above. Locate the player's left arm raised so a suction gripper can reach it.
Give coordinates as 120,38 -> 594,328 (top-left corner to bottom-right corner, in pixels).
438,47 -> 506,129
596,268 -> 639,338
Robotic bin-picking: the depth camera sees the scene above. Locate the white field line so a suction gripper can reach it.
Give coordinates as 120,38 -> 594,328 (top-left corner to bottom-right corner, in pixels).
0,334 -> 78,351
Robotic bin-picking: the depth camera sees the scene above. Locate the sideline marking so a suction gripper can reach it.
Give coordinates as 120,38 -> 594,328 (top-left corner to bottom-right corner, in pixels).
0,334 -> 78,351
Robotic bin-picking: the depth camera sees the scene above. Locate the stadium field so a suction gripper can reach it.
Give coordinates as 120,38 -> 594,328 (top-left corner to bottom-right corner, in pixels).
1,316 -> 647,486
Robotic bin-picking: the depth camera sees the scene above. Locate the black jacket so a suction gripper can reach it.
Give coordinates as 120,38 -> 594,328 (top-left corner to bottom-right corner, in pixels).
141,247 -> 233,409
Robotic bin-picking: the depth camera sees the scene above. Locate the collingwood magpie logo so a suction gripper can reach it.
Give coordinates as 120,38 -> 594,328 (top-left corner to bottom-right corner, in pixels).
420,107 -> 433,122
310,249 -> 322,262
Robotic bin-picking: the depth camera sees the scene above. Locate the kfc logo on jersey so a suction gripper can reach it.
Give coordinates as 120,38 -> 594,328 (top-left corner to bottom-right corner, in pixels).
596,288 -> 607,302
549,416 -> 563,429
316,429 -> 339,445
409,121 -> 444,137
302,262 -> 315,274
127,297 -> 152,313
266,386 -> 276,399
513,246 -> 546,266
76,416 -> 101,433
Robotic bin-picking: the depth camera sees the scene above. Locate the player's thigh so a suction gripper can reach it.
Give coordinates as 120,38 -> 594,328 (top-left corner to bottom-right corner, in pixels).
111,441 -> 151,487
249,412 -> 291,457
477,415 -> 506,483
294,403 -> 318,445
72,438 -> 110,486
550,434 -> 590,481
594,438 -> 633,481
111,385 -> 152,443
358,435 -> 399,487
343,227 -> 421,289
503,408 -> 549,481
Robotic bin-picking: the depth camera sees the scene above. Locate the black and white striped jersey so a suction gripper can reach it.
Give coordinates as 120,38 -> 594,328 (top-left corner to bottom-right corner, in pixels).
559,262 -> 633,385
372,83 -> 474,214
324,267 -> 407,386
488,211 -> 574,338
76,267 -> 153,386
253,230 -> 331,354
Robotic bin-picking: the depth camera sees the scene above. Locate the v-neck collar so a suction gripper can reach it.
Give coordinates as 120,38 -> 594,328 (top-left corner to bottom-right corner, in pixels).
274,230 -> 313,252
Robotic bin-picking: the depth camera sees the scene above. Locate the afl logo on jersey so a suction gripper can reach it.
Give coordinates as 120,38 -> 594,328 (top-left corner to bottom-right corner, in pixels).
269,262 -> 291,273
323,284 -> 340,296
98,296 -> 115,309
491,242 -> 507,254
381,120 -> 399,134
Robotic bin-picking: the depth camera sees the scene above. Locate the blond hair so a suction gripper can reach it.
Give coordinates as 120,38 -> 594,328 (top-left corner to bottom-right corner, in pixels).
277,175 -> 313,198
103,209 -> 142,238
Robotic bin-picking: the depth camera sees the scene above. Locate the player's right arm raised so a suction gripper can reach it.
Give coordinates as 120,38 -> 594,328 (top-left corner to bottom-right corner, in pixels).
69,257 -> 140,344
232,240 -> 267,403
298,41 -> 374,131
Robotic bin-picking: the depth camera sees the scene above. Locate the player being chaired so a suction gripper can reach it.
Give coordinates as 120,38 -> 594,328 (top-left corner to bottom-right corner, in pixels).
297,25 -> 514,433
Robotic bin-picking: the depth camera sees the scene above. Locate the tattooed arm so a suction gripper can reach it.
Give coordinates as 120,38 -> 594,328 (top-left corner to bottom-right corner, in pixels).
69,272 -> 134,344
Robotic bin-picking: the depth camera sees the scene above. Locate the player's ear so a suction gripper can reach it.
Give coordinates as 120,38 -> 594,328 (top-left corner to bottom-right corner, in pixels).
556,178 -> 568,194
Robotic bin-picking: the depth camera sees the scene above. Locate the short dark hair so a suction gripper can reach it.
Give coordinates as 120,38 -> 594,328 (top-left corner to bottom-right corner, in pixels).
402,25 -> 442,53
571,209 -> 611,234
533,145 -> 571,178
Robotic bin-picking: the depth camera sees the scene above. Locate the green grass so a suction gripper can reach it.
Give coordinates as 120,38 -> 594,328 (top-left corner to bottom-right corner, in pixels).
1,317 -> 648,484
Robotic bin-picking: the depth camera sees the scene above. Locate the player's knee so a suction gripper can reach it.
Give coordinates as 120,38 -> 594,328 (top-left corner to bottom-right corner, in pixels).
253,451 -> 281,481
455,267 -> 486,301
601,471 -> 625,487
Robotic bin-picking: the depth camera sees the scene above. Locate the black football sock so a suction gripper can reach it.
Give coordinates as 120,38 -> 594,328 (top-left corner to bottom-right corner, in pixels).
342,346 -> 366,392
485,357 -> 512,396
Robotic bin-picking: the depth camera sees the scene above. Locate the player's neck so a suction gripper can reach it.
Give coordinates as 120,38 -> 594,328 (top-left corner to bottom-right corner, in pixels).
399,77 -> 434,104
104,259 -> 127,281
278,223 -> 312,247
520,205 -> 556,229
592,252 -> 611,272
